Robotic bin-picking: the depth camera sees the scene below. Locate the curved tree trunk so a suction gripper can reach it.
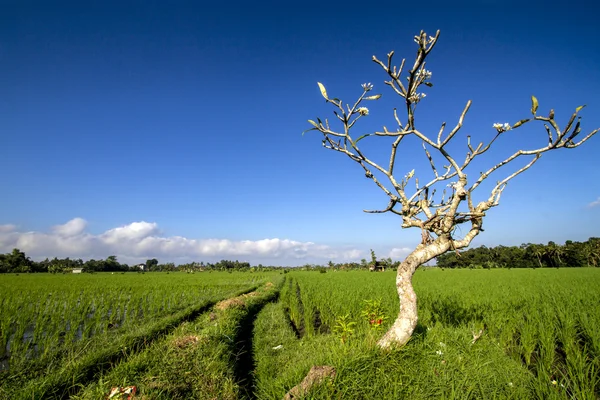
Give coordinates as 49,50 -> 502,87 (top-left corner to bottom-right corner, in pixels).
377,239 -> 450,348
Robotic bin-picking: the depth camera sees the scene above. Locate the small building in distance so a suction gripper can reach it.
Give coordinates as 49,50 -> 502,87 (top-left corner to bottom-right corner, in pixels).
369,261 -> 386,272
72,268 -> 83,274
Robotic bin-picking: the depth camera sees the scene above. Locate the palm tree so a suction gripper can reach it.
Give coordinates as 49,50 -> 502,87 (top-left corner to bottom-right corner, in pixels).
583,242 -> 600,267
545,241 -> 564,268
527,244 -> 544,268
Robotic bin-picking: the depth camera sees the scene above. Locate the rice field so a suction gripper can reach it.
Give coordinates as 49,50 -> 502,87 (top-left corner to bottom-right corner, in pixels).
0,271 -> 275,396
261,268 -> 600,399
2,268 -> 599,399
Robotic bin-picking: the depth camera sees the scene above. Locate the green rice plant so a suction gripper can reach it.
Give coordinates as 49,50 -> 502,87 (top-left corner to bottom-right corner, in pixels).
273,268 -> 600,398
73,278 -> 282,400
4,269 -> 600,398
0,271 -> 278,395
333,314 -> 356,344
362,299 -> 387,332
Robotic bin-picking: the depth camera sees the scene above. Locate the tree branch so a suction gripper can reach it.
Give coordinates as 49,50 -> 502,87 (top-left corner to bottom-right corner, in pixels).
306,30 -> 598,242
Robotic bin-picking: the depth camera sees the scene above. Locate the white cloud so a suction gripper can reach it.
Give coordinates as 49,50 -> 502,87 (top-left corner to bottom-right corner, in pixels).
0,224 -> 19,250
587,197 -> 600,208
101,221 -> 160,243
0,224 -> 16,233
0,218 -> 368,266
388,247 -> 412,260
52,217 -> 87,237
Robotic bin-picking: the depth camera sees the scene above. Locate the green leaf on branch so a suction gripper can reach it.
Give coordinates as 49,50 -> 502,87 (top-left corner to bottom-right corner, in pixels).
303,120 -> 321,135
512,119 -> 530,129
355,133 -> 373,143
531,95 -> 539,115
575,105 -> 586,113
364,94 -> 382,100
317,82 -> 329,100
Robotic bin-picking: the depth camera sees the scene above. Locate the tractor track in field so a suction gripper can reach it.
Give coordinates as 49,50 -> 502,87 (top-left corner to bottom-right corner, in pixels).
232,288 -> 281,400
18,286 -> 262,400
75,283 -> 279,400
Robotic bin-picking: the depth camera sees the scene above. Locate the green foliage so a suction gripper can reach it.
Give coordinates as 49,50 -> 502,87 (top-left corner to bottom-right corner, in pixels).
72,279 -> 282,400
267,269 -> 600,398
333,314 -> 356,344
145,258 -> 159,270
0,248 -> 288,274
436,238 -> 600,269
531,95 -> 539,115
0,272 -> 279,397
361,299 -> 387,331
3,269 -> 600,398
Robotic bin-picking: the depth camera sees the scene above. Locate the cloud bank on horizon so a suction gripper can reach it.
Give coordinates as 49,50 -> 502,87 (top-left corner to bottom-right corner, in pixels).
0,218 -> 412,266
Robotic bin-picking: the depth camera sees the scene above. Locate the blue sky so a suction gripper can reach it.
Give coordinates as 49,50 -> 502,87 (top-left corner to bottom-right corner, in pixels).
1,0 -> 599,266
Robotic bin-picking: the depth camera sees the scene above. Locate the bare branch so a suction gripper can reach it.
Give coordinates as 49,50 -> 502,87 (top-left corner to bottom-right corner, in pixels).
364,199 -> 403,216
567,127 -> 599,148
422,141 -> 438,177
393,108 -> 403,129
544,124 -> 553,146
373,53 -> 407,95
305,28 -> 599,351
436,122 -> 446,145
487,154 -> 542,205
440,101 -> 471,147
388,135 -> 405,175
307,32 -> 597,246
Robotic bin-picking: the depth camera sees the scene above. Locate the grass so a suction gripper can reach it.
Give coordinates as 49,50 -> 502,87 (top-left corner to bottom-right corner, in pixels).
73,278 -> 282,400
256,269 -> 600,399
0,271 -> 278,399
253,301 -> 531,399
2,268 -> 599,399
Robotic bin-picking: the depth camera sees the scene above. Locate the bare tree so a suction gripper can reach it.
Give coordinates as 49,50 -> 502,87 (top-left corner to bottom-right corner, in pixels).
304,30 -> 598,348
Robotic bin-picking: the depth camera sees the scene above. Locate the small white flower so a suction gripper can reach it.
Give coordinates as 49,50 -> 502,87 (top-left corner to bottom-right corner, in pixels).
508,382 -> 513,387
551,380 -> 557,385
357,107 -> 369,116
416,69 -> 432,80
493,122 -> 511,133
272,345 -> 283,350
439,342 -> 446,347
361,82 -> 373,91
435,350 -> 444,356
408,93 -> 426,103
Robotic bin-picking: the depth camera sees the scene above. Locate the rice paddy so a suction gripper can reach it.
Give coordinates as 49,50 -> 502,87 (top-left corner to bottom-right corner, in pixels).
2,268 -> 599,399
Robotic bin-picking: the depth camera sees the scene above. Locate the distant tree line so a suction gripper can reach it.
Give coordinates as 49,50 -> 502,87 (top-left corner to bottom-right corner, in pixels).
294,250 -> 398,272
0,249 -> 283,274
436,238 -> 600,269
1,238 -> 598,274
0,250 -> 136,274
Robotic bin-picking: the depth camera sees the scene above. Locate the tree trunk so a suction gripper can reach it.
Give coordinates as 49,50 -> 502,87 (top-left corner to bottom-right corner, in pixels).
377,239 -> 450,349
